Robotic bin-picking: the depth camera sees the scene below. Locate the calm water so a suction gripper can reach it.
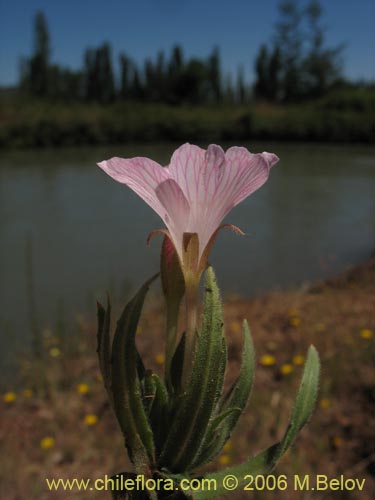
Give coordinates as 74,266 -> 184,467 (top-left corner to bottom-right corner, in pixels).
0,142 -> 374,369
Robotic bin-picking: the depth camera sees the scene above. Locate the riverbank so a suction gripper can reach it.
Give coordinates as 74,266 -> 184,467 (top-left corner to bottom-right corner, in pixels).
1,256 -> 374,499
0,87 -> 374,149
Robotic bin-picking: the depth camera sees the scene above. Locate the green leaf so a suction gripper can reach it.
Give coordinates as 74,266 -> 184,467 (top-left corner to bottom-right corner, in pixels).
149,373 -> 169,454
96,295 -> 112,397
111,274 -> 158,470
193,320 -> 255,468
169,332 -> 185,395
186,345 -> 320,499
270,345 -> 320,466
158,267 -> 226,472
142,370 -> 157,415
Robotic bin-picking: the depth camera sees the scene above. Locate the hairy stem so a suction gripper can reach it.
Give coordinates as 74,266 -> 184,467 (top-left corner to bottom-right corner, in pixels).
181,281 -> 199,390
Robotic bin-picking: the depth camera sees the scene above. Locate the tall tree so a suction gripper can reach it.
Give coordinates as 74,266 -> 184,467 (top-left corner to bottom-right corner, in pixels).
83,48 -> 97,100
207,47 -> 222,102
254,44 -> 270,99
268,45 -> 282,101
96,43 -> 115,103
29,11 -> 51,96
119,53 -> 131,100
303,0 -> 344,97
274,0 -> 304,101
236,66 -> 247,103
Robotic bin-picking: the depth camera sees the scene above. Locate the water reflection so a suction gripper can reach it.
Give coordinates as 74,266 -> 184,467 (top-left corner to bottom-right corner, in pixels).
0,142 -> 374,367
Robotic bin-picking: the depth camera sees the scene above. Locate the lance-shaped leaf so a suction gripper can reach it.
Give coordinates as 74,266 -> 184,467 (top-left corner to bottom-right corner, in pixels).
149,373 -> 169,454
169,332 -> 186,395
111,274 -> 158,470
269,345 -> 320,466
96,295 -> 112,397
158,267 -> 226,472
142,370 -> 157,415
191,320 -> 254,468
183,345 -> 320,499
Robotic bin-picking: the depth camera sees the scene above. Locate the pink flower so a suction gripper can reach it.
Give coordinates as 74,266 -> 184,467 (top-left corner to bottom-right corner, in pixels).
98,143 -> 278,279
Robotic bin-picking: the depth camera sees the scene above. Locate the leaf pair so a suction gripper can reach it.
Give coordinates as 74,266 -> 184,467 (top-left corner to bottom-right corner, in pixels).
182,345 -> 320,499
97,275 -> 159,479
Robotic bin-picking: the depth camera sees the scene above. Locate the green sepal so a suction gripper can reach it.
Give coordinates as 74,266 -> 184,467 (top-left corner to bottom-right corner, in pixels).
111,274 -> 158,471
185,345 -> 320,499
158,267 -> 226,472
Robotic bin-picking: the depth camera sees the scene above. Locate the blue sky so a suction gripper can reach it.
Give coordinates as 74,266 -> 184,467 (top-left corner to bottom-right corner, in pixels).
1,0 -> 374,86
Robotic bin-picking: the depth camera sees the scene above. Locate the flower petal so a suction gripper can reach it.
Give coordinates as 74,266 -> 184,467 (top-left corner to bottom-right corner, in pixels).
223,147 -> 279,207
97,156 -> 170,220
168,143 -> 226,255
155,179 -> 190,259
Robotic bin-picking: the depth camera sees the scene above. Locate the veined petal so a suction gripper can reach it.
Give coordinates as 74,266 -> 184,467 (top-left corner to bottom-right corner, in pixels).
168,143 -> 206,205
168,143 -> 226,256
97,156 -> 170,221
223,147 -> 279,207
155,179 -> 190,259
194,147 -> 279,257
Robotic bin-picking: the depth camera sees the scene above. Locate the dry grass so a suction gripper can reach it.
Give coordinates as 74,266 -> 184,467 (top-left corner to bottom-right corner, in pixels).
1,258 -> 374,499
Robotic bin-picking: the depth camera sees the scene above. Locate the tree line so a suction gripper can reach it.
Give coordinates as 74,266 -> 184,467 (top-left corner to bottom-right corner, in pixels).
19,1 -> 345,105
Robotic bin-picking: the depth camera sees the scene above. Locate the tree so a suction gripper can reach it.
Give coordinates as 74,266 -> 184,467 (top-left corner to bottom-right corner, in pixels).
96,43 -> 115,103
253,0 -> 345,102
254,44 -> 270,99
236,66 -> 247,103
303,0 -> 344,97
29,11 -> 51,96
274,0 -> 304,101
83,48 -> 97,100
82,44 -> 115,102
207,47 -> 222,102
119,53 -> 130,100
268,45 -> 282,101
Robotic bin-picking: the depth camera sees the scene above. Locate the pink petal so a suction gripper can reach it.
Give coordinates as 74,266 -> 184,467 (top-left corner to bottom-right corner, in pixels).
195,147 -> 279,253
97,156 -> 170,221
168,143 -> 226,254
155,179 -> 190,258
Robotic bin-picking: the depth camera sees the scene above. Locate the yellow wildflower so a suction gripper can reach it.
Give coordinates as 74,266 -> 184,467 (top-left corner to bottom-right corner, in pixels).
49,347 -> 61,358
319,398 -> 331,409
332,436 -> 343,448
84,414 -> 98,426
23,389 -> 33,398
3,392 -> 17,403
280,364 -> 293,376
155,353 -> 165,366
218,455 -> 231,465
76,383 -> 90,395
292,354 -> 305,365
289,317 -> 301,327
40,436 -> 55,450
229,321 -> 242,334
260,354 -> 276,366
360,329 -> 373,339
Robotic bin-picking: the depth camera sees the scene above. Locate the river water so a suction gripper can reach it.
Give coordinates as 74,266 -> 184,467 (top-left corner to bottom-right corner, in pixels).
0,142 -> 374,369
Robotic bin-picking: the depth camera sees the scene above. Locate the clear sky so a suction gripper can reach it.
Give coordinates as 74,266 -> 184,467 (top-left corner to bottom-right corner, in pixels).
1,0 -> 374,86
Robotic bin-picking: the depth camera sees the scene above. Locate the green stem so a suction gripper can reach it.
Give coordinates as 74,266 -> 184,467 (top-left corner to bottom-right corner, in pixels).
181,281 -> 199,390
